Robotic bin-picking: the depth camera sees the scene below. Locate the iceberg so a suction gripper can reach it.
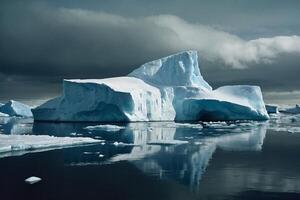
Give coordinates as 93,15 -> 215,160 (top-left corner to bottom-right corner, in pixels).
0,100 -> 33,117
33,51 -> 269,122
266,104 -> 279,114
281,104 -> 300,114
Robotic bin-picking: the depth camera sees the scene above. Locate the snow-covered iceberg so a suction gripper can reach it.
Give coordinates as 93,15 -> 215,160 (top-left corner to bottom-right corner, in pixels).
266,104 -> 279,114
0,100 -> 33,117
33,51 -> 269,122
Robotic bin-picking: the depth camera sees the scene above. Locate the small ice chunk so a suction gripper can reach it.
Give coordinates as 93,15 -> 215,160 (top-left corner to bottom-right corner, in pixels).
84,124 -> 125,132
25,176 -> 41,184
83,151 -> 101,155
266,104 -> 279,114
113,142 -> 137,146
147,140 -> 188,145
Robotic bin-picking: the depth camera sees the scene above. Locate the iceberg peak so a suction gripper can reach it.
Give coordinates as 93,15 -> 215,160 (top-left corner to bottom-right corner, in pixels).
128,50 -> 212,90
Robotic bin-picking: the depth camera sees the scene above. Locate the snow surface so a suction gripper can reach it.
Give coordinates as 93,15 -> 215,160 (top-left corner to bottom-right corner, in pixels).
0,134 -> 102,158
25,176 -> 41,184
0,100 -> 32,117
129,51 -> 212,90
33,50 -> 269,122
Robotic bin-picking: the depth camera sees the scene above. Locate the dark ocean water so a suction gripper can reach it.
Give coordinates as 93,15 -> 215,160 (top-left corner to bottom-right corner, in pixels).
1,114 -> 300,200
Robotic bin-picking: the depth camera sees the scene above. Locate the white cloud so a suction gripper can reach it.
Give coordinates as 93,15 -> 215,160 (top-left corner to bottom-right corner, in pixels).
59,8 -> 300,68
2,4 -> 300,71
146,15 -> 300,68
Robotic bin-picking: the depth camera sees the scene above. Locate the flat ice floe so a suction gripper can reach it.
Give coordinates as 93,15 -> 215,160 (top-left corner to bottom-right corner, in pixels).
84,124 -> 125,132
0,134 -> 102,158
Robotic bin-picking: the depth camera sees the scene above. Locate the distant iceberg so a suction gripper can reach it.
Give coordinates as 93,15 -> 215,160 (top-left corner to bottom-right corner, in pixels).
266,104 -> 279,114
0,100 -> 32,117
281,104 -> 300,114
33,51 -> 269,122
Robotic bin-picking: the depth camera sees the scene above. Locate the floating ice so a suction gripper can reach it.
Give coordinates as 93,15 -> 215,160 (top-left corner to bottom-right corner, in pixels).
112,141 -> 137,146
266,104 -> 279,114
268,113 -> 300,133
84,124 -> 125,132
147,140 -> 188,145
83,151 -> 101,155
0,134 -> 102,158
33,51 -> 269,122
0,100 -> 32,117
25,176 -> 41,184
280,104 -> 300,114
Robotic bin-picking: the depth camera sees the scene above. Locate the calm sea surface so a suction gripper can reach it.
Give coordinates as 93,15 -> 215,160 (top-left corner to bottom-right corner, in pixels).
1,113 -> 300,200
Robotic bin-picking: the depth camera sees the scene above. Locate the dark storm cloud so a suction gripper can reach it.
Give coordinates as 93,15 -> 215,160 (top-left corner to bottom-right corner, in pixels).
0,0 -> 300,103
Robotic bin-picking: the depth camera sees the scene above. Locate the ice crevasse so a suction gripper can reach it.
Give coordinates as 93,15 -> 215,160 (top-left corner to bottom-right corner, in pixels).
32,51 -> 269,122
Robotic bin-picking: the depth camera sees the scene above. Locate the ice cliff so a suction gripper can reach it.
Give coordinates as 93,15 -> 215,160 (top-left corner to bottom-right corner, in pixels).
32,51 -> 269,122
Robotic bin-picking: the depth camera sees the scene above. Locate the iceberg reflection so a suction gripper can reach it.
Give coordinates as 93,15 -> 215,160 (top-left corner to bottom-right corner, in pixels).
107,121 -> 268,191
0,117 -> 33,135
3,118 -> 267,191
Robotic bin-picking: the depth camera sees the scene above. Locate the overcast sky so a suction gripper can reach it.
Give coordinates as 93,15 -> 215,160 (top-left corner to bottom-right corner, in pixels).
1,0 -> 300,105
